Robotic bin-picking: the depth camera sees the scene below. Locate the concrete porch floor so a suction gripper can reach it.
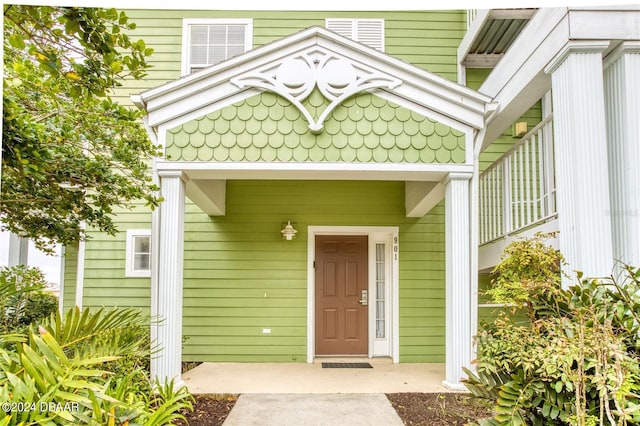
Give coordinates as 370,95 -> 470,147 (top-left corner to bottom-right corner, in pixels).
181,359 -> 452,394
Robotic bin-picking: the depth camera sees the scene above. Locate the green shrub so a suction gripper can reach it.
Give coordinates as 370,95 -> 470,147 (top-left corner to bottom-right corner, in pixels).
464,236 -> 640,426
0,306 -> 193,425
0,265 -> 53,333
20,291 -> 59,327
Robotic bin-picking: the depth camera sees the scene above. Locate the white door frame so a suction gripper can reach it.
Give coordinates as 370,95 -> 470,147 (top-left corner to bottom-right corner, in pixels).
307,226 -> 399,363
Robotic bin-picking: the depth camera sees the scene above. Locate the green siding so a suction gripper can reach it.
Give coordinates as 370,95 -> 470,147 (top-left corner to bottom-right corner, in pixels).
466,68 -> 543,172
166,92 -> 465,164
81,205 -> 152,310
112,10 -> 466,105
62,244 -> 78,312
181,180 -> 445,363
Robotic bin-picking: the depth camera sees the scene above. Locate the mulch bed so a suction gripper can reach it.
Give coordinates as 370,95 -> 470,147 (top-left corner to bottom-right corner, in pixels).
387,393 -> 494,425
175,392 -> 493,425
174,394 -> 237,426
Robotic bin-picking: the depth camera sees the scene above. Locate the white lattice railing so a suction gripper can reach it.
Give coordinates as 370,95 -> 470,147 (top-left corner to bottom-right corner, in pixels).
479,115 -> 557,245
467,9 -> 477,29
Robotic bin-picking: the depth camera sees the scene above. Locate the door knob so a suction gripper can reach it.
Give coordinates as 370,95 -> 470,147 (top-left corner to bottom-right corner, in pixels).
358,289 -> 368,306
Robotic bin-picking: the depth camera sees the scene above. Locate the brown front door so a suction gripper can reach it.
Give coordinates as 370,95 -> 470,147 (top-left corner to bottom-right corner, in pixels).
315,235 -> 368,355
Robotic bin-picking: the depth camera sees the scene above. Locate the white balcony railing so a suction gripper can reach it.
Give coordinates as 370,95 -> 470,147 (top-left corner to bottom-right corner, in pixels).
479,115 -> 557,245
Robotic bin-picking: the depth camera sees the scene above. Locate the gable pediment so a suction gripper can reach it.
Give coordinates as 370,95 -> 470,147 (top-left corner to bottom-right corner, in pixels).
133,26 -> 491,135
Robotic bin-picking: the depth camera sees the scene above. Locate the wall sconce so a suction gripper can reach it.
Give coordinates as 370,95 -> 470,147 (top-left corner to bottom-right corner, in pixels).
281,221 -> 298,241
512,121 -> 528,138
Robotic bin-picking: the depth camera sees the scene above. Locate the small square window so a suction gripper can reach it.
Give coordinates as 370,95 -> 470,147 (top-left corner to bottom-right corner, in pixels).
182,19 -> 253,75
126,229 -> 151,277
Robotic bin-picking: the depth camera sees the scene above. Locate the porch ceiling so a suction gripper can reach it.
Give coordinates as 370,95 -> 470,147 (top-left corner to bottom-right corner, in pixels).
161,161 -> 471,217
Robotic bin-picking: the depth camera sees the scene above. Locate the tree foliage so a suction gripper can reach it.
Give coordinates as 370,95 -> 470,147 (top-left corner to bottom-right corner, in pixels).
2,5 -> 160,251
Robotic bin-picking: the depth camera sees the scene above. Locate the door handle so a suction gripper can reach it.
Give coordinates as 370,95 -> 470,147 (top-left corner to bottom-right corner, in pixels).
358,289 -> 368,306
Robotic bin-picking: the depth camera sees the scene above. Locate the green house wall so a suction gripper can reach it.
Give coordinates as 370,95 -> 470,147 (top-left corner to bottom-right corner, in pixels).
70,181 -> 446,363
78,204 -> 152,310
182,180 -> 445,363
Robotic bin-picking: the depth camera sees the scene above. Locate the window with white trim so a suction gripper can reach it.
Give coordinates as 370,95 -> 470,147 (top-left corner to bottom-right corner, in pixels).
325,18 -> 385,51
125,229 -> 151,277
181,19 -> 253,75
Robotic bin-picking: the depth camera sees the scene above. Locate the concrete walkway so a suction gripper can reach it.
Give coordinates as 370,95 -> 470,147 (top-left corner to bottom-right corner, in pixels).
182,360 -> 449,394
223,393 -> 404,426
182,361 -> 454,425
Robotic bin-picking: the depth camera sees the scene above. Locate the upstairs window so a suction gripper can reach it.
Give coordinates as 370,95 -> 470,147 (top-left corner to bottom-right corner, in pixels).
125,229 -> 151,277
325,18 -> 385,51
182,19 -> 253,75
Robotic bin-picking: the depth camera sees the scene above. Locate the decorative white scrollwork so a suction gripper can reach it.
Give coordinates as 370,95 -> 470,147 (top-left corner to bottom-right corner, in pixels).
231,48 -> 402,133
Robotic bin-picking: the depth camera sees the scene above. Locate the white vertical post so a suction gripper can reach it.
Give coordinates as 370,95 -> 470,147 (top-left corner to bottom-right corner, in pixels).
604,42 -> 640,268
153,170 -> 185,385
443,172 -> 472,390
7,233 -> 28,266
545,41 -> 613,284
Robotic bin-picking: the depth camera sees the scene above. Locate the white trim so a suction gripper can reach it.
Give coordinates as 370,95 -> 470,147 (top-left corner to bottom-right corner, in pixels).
374,90 -> 476,137
75,222 -> 86,309
58,245 -> 66,315
135,27 -> 489,132
181,18 -> 253,77
125,229 -> 152,278
307,226 -> 400,364
158,160 -> 474,183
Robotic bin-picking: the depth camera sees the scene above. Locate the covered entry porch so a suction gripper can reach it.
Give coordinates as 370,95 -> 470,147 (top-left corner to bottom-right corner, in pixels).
153,166 -> 475,390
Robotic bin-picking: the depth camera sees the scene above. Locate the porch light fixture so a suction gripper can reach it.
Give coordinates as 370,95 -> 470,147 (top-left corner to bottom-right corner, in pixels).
281,221 -> 298,241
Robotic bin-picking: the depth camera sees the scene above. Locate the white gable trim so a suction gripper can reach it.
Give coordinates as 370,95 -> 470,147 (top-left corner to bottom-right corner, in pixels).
134,26 -> 489,133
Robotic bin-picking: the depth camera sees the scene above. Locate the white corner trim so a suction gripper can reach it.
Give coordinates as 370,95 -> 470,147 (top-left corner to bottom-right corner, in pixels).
306,226 -> 400,363
58,245 -> 66,315
75,222 -> 86,309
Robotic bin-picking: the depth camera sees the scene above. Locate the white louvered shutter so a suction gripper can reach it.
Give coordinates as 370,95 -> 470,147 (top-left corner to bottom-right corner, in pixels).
356,20 -> 384,52
326,18 -> 384,51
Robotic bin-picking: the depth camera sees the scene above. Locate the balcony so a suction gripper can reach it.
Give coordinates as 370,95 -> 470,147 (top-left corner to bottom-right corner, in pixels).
460,9 -> 537,69
478,115 -> 558,270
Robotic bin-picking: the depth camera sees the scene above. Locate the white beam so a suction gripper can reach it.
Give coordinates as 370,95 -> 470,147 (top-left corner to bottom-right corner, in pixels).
488,9 -> 538,20
462,53 -> 503,68
185,179 -> 226,216
405,181 -> 445,217
153,171 -> 185,385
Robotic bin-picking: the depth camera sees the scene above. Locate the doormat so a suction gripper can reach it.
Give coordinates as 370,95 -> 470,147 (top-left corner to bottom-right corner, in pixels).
321,362 -> 373,369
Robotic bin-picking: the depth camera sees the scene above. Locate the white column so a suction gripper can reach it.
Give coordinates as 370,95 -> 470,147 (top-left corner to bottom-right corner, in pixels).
545,42 -> 613,283
604,42 -> 640,268
7,233 -> 28,266
443,172 -> 472,390
152,170 -> 185,384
